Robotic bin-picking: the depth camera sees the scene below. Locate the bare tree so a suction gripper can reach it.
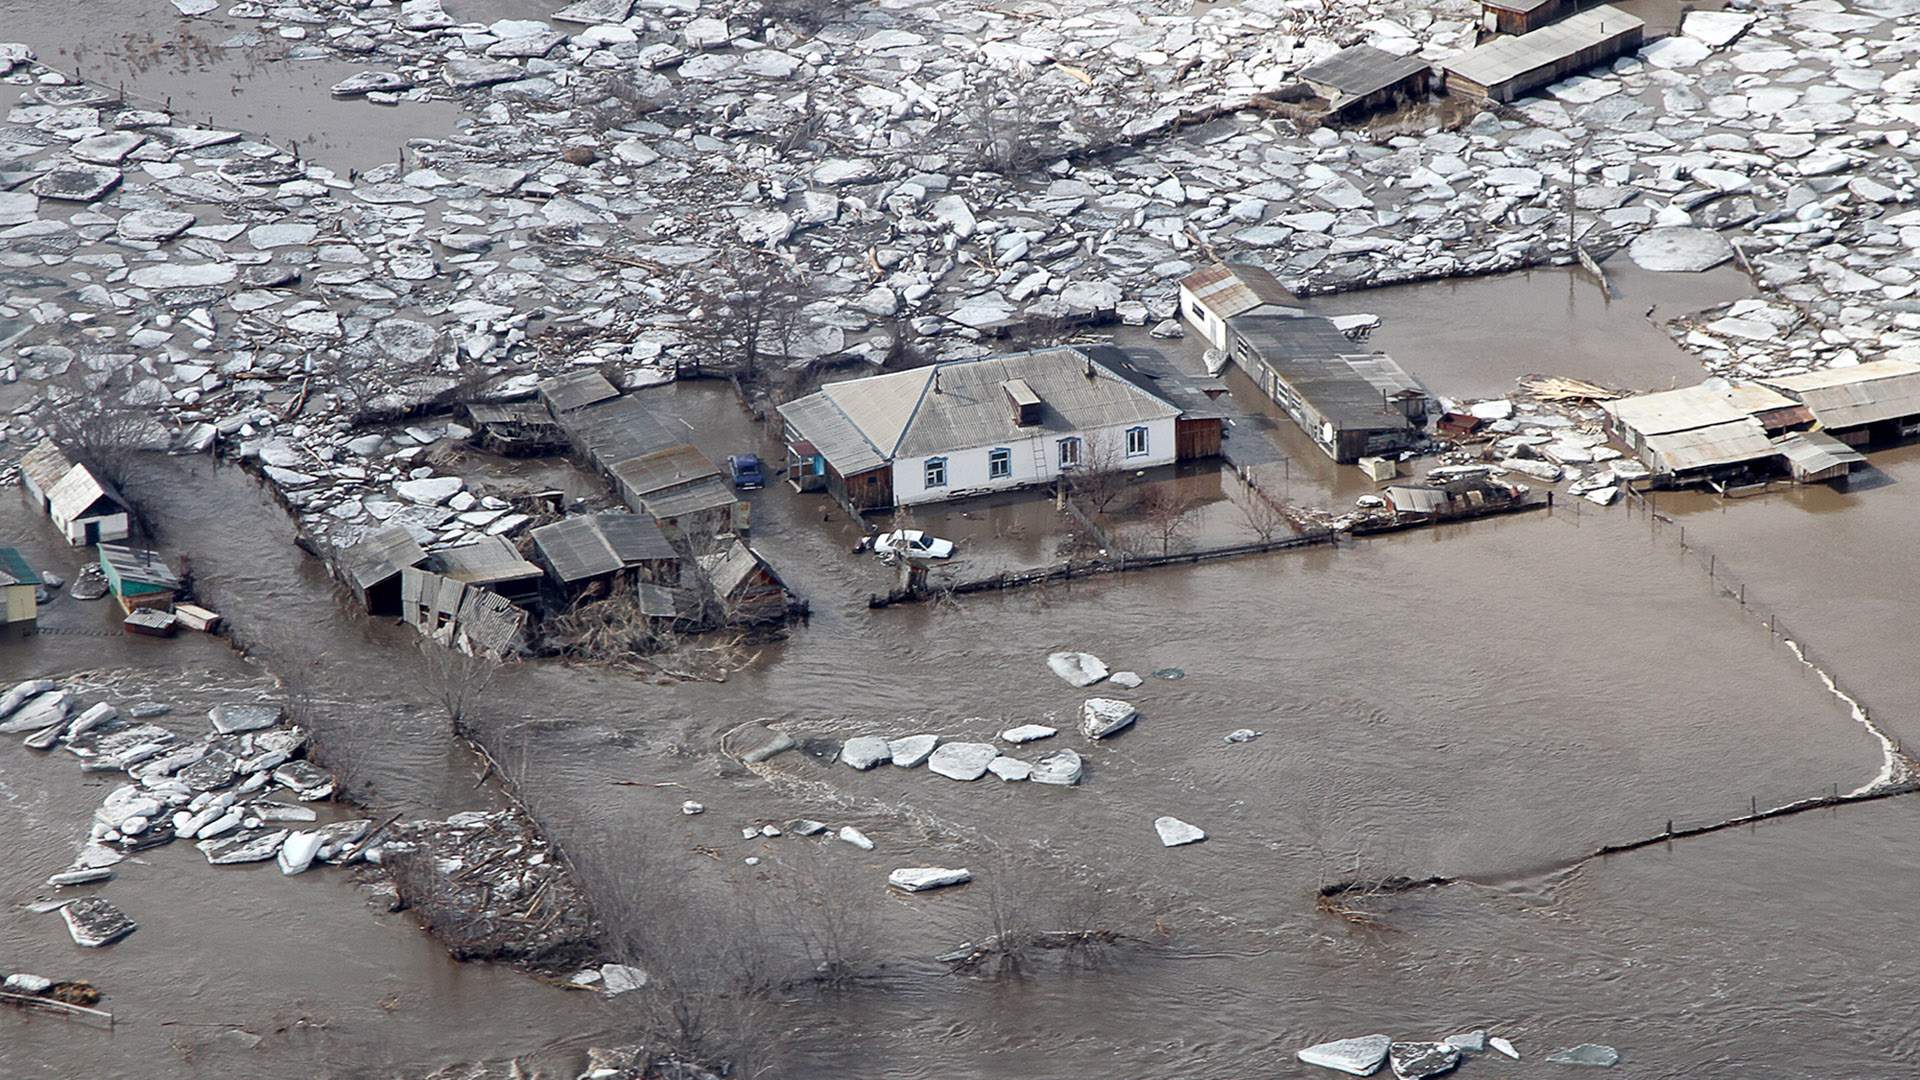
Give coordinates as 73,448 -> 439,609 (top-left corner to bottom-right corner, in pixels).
541,577 -> 675,661
1064,430 -> 1129,520
1235,489 -> 1292,544
759,0 -> 833,35
1135,487 -> 1200,557
43,369 -> 163,533
683,253 -> 809,382
417,639 -> 499,736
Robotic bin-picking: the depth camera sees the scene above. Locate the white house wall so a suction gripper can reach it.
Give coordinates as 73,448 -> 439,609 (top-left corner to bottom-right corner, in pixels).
892,417 -> 1179,506
1177,285 -> 1231,352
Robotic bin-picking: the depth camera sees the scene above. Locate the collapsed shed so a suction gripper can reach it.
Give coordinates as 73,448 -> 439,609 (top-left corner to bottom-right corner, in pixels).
530,512 -> 680,593
340,524 -> 429,616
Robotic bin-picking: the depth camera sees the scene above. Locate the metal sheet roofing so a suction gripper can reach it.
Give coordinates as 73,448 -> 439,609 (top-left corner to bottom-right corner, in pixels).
341,524 -> 429,589
1299,44 -> 1433,101
611,444 -> 724,499
428,536 -> 543,586
559,395 -> 684,469
1234,315 -> 1429,430
537,370 -> 620,414
1442,5 -> 1644,89
636,474 -> 738,521
1642,418 -> 1779,474
1602,382 -> 1760,437
19,439 -> 72,497
98,544 -> 179,589
1765,361 -> 1920,430
1180,263 -> 1301,321
531,513 -> 675,583
1384,485 -> 1450,514
46,463 -> 124,526
1775,430 -> 1865,473
776,391 -> 889,475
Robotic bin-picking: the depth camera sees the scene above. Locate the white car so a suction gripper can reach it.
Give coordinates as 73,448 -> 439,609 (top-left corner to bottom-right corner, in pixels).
874,529 -> 955,560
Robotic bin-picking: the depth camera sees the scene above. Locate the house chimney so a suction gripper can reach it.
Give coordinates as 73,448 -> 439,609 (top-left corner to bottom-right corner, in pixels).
933,368 -> 942,394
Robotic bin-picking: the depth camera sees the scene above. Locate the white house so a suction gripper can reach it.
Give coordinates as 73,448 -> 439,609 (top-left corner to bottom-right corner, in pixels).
19,439 -> 130,547
1178,263 -> 1303,352
779,346 -> 1210,510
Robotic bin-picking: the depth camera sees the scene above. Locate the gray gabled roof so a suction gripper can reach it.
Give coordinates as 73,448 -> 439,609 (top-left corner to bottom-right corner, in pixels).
537,370 -> 620,414
531,513 -> 676,583
779,347 -> 1183,471
428,536 -> 543,587
1300,45 -> 1433,101
341,524 -> 429,589
1443,5 -> 1644,89
1764,360 -> 1920,430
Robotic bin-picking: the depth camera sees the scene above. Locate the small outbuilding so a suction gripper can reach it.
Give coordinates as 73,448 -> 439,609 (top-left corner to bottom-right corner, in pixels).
340,525 -> 429,616
610,445 -> 748,539
696,538 -> 790,627
1762,360 -> 1920,447
1298,45 -> 1435,117
98,544 -> 180,614
531,512 -> 681,594
426,536 -> 545,606
1774,430 -> 1866,484
1479,0 -> 1571,37
19,440 -> 131,547
537,370 -> 621,417
0,546 -> 41,638
462,401 -> 565,456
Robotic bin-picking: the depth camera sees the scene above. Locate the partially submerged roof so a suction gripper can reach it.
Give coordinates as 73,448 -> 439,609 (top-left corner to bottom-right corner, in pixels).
428,536 -> 543,587
531,512 -> 676,584
1775,430 -> 1865,474
636,473 -> 738,521
98,544 -> 180,589
1299,44 -> 1433,101
1602,383 -> 1758,437
1180,263 -> 1302,321
341,524 -> 429,589
465,400 -> 557,426
537,370 -> 620,414
1764,360 -> 1920,430
698,538 -> 768,598
1234,315 -> 1429,430
1384,485 -> 1451,515
0,546 -> 40,587
1641,419 -> 1779,474
1442,5 -> 1644,88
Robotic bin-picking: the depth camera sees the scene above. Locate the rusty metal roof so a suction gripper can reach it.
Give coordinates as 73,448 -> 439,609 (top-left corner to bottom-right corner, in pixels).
1180,263 -> 1300,321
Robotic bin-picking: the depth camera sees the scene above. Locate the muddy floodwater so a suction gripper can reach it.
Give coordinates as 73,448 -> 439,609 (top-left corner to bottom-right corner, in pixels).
1312,261 -> 1756,401
7,447 -> 1914,1078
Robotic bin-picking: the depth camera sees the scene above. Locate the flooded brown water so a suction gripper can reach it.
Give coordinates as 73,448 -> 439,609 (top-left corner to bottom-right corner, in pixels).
9,0 -> 464,171
5,444 -> 1906,1077
1312,261 -> 1755,401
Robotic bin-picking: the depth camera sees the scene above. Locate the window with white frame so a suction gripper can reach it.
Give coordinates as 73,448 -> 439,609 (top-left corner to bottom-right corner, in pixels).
1125,426 -> 1149,457
1058,437 -> 1081,468
988,447 -> 1012,480
924,457 -> 947,488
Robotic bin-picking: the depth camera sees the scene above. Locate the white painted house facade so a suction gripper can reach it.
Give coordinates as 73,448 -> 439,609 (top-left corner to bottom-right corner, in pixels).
19,440 -> 131,547
778,347 -> 1189,510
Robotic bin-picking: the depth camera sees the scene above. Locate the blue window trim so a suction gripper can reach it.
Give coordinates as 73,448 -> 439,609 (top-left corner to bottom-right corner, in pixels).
924,456 -> 948,488
988,447 -> 1012,479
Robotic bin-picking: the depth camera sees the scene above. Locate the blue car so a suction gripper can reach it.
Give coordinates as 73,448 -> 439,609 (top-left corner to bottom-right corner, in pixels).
727,454 -> 765,490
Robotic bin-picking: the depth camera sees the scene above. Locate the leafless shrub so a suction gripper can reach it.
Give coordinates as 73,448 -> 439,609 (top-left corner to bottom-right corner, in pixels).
777,857 -> 879,988
417,640 -> 499,736
759,0 -> 834,34
947,865 -> 1125,976
541,578 -> 675,661
1235,489 -> 1292,544
1135,487 -> 1200,557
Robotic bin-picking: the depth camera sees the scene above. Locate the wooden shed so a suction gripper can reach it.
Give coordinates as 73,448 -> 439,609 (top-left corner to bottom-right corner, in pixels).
1298,45 -> 1435,117
530,512 -> 681,595
98,544 -> 180,614
20,439 -> 130,547
340,524 -> 429,616
1479,0 -> 1571,37
0,546 -> 40,638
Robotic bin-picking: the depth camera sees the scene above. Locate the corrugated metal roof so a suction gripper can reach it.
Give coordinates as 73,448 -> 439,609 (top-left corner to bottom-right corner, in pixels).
776,391 -> 890,475
47,462 -> 123,527
531,513 -> 675,583
1602,383 -> 1756,437
611,444 -> 723,498
1234,314 -> 1429,431
537,370 -> 620,414
1765,361 -> 1920,430
429,536 -> 543,586
1384,485 -> 1450,514
1087,344 -> 1231,422
1483,0 -> 1558,14
341,524 -> 428,590
559,395 -> 683,470
1775,430 -> 1865,474
1180,263 -> 1301,321
98,544 -> 180,589
1642,418 -> 1779,473
637,474 -> 738,520
1299,44 -> 1433,101
454,588 -> 526,657
1442,5 -> 1644,89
